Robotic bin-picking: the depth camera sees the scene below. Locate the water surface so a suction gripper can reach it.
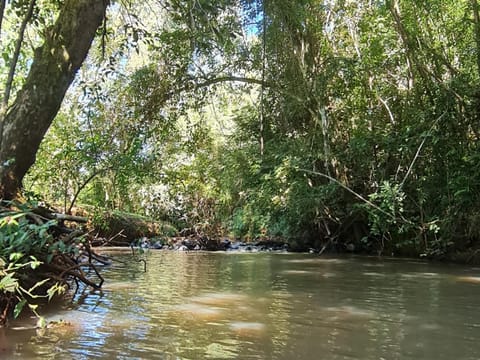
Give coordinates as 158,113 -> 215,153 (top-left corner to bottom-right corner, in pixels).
2,251 -> 480,359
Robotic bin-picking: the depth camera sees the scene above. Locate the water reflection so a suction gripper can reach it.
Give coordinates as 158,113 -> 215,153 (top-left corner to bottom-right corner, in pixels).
456,276 -> 480,283
2,253 -> 480,359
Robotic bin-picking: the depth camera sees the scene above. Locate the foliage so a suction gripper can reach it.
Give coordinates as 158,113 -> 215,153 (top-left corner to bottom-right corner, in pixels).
13,0 -> 480,260
0,207 -> 68,323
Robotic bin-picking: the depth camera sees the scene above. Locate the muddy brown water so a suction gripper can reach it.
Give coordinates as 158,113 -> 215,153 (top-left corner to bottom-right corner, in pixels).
2,251 -> 480,359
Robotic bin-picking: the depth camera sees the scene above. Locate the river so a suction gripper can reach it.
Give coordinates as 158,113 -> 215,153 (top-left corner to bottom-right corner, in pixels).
2,250 -> 480,359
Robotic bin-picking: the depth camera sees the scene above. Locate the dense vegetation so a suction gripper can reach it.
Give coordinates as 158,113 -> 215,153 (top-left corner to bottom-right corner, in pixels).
2,0 -> 480,322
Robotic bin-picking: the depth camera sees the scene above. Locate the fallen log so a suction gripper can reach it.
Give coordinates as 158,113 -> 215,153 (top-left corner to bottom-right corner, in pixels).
31,207 -> 87,223
53,213 -> 88,223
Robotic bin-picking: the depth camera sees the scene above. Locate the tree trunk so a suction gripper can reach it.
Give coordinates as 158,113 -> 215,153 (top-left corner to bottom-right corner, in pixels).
473,0 -> 480,77
0,0 -> 108,200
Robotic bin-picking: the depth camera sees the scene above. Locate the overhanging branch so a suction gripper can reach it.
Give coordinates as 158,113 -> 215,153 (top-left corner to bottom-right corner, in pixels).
194,75 -> 268,88
168,75 -> 270,98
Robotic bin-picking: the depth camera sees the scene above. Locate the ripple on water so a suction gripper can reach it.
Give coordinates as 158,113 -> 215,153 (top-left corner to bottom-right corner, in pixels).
172,303 -> 225,321
229,322 -> 266,336
420,323 -> 442,331
323,305 -> 376,320
281,270 -> 314,275
281,270 -> 336,278
420,272 -> 440,277
101,281 -> 138,291
94,247 -> 133,255
400,272 -> 442,280
189,292 -> 249,306
170,292 -> 264,328
286,258 -> 346,264
363,272 -> 386,277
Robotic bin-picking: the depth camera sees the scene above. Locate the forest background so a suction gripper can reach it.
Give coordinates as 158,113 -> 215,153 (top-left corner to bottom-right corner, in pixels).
2,0 -> 480,276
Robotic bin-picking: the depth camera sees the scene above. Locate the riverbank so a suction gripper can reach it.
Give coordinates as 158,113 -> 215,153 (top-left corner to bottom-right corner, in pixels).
34,205 -> 480,264
2,202 -> 480,327
132,236 -> 290,252
99,233 -> 480,267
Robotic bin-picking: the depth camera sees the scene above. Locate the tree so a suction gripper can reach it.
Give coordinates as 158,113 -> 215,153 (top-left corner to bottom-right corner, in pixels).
0,0 -> 108,200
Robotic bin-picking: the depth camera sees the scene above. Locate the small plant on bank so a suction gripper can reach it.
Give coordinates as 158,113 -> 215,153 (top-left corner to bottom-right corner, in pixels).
0,204 -> 104,326
365,181 -> 409,254
0,210 -> 66,325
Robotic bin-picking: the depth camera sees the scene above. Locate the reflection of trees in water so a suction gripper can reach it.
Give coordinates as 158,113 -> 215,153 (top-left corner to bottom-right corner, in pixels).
0,328 -> 12,356
7,254 -> 480,359
157,253 -> 280,358
98,252 -> 283,358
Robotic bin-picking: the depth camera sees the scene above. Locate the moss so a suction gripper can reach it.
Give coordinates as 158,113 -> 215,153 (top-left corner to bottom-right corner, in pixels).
89,210 -> 177,245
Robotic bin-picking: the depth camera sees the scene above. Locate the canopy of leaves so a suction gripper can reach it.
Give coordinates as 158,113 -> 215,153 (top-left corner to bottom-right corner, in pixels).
18,0 -> 480,258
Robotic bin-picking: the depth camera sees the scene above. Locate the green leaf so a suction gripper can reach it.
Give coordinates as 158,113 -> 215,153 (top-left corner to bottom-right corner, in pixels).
0,273 -> 18,293
9,252 -> 24,262
29,256 -> 42,269
14,299 -> 27,318
47,283 -> 66,301
36,317 -> 47,329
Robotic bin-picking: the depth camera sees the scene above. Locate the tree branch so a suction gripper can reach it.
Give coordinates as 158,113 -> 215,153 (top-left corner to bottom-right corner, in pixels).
400,112 -> 446,189
388,0 -> 417,87
0,0 -> 6,44
0,0 -> 36,149
298,168 -> 398,221
192,75 -> 268,90
67,167 -> 111,214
